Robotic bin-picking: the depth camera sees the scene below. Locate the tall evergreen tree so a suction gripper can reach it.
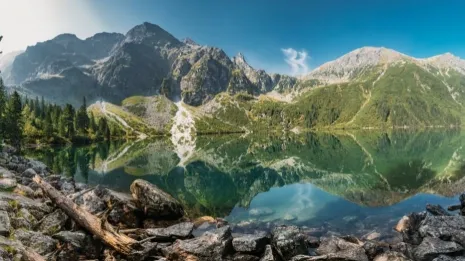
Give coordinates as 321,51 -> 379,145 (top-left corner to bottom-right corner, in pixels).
4,91 -> 23,151
75,96 -> 89,134
0,79 -> 6,140
61,104 -> 75,138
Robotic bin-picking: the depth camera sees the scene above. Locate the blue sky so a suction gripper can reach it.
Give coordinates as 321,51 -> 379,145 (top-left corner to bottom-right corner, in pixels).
2,0 -> 465,75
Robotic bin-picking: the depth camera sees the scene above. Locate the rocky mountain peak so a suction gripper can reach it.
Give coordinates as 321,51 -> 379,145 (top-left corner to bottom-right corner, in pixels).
182,38 -> 198,46
304,46 -> 409,83
124,22 -> 180,47
233,52 -> 251,69
425,52 -> 465,73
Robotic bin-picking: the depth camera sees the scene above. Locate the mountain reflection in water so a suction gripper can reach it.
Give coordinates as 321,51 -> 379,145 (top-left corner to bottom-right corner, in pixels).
25,130 -> 465,237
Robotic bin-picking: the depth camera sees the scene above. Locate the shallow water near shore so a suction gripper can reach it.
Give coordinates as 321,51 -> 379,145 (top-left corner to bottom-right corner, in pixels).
24,130 -> 465,238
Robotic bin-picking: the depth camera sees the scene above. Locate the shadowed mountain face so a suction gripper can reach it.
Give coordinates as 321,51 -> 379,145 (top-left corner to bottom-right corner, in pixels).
24,130 -> 465,225
3,22 -> 293,107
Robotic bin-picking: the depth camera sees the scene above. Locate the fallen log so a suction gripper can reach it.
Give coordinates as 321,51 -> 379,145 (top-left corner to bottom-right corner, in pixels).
33,175 -> 137,255
0,236 -> 45,261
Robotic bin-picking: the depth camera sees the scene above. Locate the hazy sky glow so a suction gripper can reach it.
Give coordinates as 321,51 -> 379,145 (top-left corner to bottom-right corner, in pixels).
1,0 -> 465,75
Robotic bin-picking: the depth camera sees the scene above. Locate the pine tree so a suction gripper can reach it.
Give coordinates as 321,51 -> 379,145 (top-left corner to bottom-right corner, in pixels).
4,91 -> 23,151
61,104 -> 75,138
75,96 -> 89,134
0,79 -> 6,140
44,112 -> 53,138
89,111 -> 97,132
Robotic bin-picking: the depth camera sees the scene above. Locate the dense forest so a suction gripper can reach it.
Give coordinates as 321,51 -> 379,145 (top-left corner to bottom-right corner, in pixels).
0,78 -> 126,152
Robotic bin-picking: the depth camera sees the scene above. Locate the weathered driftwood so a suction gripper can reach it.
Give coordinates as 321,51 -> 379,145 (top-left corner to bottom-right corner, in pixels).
32,175 -> 137,255
0,236 -> 45,261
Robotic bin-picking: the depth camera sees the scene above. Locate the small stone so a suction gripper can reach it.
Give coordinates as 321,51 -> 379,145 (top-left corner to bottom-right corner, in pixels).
12,184 -> 34,198
0,211 -> 10,236
374,251 -> 410,261
232,233 -> 269,254
53,231 -> 86,248
231,253 -> 260,261
11,216 -> 32,230
22,168 -> 37,178
0,178 -> 17,190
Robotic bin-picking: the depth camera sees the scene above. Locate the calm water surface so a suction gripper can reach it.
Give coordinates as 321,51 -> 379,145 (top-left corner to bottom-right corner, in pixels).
24,130 -> 465,238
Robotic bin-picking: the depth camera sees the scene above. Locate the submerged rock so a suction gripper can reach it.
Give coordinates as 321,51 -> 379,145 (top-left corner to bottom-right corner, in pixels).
130,179 -> 184,219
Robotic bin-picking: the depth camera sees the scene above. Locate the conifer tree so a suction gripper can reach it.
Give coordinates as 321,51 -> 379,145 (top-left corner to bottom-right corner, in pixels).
4,91 -> 23,151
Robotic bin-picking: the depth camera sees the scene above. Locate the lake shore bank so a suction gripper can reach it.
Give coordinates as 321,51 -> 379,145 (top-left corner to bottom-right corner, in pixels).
0,148 -> 465,261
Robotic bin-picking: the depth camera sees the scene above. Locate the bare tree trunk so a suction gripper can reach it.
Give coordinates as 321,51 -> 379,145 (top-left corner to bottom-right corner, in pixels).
33,175 -> 137,255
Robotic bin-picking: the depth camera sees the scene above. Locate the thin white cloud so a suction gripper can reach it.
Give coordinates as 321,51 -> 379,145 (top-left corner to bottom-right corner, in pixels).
281,48 -> 309,76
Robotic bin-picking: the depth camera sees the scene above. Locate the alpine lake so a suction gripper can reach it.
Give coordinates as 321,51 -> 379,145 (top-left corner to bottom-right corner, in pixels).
23,130 -> 465,240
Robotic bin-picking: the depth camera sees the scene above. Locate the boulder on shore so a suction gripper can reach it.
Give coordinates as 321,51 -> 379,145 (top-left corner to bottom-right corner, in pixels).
130,179 -> 184,219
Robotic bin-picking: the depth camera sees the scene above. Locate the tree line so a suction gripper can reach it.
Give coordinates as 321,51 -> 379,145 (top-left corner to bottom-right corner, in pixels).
0,79 -> 125,152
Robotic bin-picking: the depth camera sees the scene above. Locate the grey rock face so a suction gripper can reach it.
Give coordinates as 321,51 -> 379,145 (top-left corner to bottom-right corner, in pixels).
414,237 -> 463,261
13,229 -> 58,255
130,179 -> 184,219
37,209 -> 68,235
418,215 -> 465,246
271,225 -> 308,260
146,222 -> 194,240
0,211 -> 10,236
232,233 -> 269,254
0,178 -> 16,190
373,251 -> 410,261
260,244 -> 276,261
167,226 -> 233,261
71,188 -> 106,214
53,231 -> 86,248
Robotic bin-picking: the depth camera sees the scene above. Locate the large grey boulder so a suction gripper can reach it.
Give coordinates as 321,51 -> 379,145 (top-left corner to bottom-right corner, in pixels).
130,179 -> 184,219
0,192 -> 52,220
260,245 -> 277,261
418,215 -> 465,246
271,225 -> 308,260
146,222 -> 194,240
0,178 -> 16,190
37,209 -> 68,235
0,211 -> 10,236
232,233 -> 269,254
13,229 -> 58,255
53,230 -> 102,259
70,188 -> 106,214
413,237 -> 463,261
166,226 -> 233,261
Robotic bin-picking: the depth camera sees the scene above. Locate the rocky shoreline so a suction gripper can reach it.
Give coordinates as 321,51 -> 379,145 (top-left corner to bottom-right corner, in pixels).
1,148 -> 465,261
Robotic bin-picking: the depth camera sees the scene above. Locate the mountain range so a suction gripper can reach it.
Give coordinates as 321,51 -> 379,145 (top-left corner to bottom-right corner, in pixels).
2,22 -> 465,133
